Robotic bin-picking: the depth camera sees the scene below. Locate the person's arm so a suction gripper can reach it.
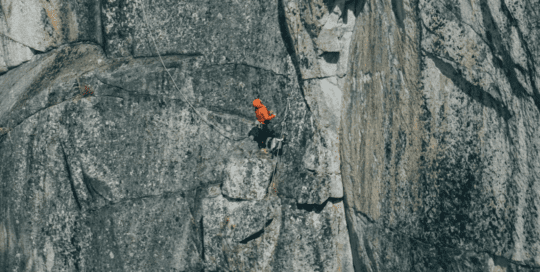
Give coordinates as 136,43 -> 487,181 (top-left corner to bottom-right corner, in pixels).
262,108 -> 276,121
268,113 -> 276,120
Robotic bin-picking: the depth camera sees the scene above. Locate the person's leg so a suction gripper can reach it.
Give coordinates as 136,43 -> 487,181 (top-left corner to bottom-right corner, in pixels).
270,138 -> 283,157
260,122 -> 270,148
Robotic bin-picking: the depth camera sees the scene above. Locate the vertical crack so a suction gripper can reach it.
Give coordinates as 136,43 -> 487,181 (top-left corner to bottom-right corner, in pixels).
423,51 -> 511,120
96,0 -> 103,46
200,216 -> 205,265
342,199 -> 366,272
277,0 -> 312,113
60,142 -> 82,210
478,0 -> 540,113
391,0 -> 405,29
499,0 -> 540,110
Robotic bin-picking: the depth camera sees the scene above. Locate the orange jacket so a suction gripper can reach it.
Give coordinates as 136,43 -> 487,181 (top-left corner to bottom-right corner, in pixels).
253,99 -> 275,124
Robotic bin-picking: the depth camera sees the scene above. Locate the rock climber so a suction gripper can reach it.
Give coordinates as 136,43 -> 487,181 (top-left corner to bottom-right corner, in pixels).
251,98 -> 285,154
253,98 -> 276,125
250,98 -> 275,151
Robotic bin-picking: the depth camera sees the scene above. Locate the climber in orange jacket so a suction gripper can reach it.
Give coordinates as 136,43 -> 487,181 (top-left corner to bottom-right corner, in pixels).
253,98 -> 276,124
251,98 -> 279,152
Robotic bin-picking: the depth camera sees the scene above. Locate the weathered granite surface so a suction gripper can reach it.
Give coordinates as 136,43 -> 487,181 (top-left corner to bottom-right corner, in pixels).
0,0 -> 353,271
339,0 -> 540,271
0,0 -> 101,73
282,0 -> 357,202
0,36 -> 33,72
1,0 -> 540,271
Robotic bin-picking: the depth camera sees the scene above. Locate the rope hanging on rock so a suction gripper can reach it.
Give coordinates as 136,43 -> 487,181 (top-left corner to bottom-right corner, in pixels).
139,0 -> 248,142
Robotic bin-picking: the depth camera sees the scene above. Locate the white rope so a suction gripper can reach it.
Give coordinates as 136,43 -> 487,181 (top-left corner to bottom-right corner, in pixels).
139,0 -> 248,141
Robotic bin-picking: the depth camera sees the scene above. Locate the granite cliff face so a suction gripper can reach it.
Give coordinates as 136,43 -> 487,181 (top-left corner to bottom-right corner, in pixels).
0,0 -> 539,271
339,0 -> 540,271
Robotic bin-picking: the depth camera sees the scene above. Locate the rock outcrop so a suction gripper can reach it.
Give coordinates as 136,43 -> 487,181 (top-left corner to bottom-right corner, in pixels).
1,0 -> 539,271
0,0 -> 101,72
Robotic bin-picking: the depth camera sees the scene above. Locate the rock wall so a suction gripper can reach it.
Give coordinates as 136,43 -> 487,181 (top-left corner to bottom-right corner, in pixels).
339,0 -> 540,271
0,0 -> 101,72
0,0 -> 353,271
1,0 -> 540,271
282,0 -> 358,203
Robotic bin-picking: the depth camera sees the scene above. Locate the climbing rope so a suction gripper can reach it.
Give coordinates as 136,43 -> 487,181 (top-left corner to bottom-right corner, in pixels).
139,0 -> 248,141
279,95 -> 291,136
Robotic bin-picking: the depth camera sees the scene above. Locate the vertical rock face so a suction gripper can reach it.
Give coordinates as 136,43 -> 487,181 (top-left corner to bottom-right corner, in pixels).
0,0 -> 102,73
1,0 -> 540,271
0,0 -> 353,271
282,0 -> 359,203
339,0 -> 540,271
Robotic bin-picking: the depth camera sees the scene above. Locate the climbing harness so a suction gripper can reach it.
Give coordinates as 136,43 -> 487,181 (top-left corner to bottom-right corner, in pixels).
139,0 -> 248,142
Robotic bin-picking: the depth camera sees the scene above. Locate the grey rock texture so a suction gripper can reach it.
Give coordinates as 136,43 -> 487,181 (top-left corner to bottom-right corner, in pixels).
282,0 -> 358,201
271,198 -> 353,272
14,0 -> 101,47
0,0 -> 353,271
0,0 -> 101,73
339,0 -> 540,271
221,150 -> 277,200
0,36 -> 33,72
101,0 -> 287,75
1,0 -> 540,271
